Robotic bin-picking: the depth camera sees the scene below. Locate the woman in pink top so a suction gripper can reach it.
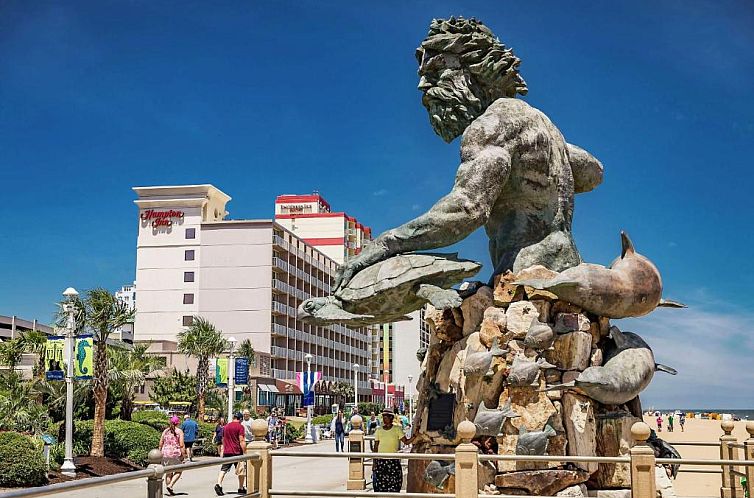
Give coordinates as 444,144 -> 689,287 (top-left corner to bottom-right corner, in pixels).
159,416 -> 186,496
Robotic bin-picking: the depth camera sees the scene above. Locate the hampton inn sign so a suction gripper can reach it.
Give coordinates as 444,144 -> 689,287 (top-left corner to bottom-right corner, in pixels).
140,209 -> 184,228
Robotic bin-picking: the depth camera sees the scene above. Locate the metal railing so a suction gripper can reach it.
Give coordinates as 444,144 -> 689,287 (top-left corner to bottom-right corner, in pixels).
6,419 -> 753,498
0,453 -> 259,498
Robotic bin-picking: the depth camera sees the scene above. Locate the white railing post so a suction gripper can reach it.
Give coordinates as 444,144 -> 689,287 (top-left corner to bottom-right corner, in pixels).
455,420 -> 479,498
347,415 -> 366,490
720,420 -> 743,498
247,419 -> 272,498
146,449 -> 164,498
745,422 -> 754,498
630,422 -> 656,498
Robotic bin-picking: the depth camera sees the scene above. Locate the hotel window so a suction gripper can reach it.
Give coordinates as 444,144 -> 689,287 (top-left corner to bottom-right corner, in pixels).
185,249 -> 195,261
185,228 -> 196,239
184,271 -> 194,282
183,293 -> 194,304
182,316 -> 193,326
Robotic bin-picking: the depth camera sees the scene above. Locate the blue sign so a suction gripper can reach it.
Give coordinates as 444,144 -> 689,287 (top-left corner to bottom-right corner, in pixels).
234,358 -> 249,386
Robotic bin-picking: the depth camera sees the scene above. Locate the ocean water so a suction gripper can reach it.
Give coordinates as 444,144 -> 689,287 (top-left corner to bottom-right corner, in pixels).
654,409 -> 754,420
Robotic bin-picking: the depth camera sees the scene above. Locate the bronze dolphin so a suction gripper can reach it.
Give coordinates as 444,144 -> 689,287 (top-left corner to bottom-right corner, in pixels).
543,326 -> 677,405
515,231 -> 685,318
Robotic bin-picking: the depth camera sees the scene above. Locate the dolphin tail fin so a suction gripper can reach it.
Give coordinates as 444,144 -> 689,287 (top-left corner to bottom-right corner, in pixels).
539,381 -> 575,393
655,363 -> 677,375
620,231 -> 635,258
658,299 -> 687,309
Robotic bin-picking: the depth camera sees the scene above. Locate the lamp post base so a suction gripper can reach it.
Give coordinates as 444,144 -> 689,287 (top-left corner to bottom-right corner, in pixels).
61,458 -> 76,477
304,423 -> 314,444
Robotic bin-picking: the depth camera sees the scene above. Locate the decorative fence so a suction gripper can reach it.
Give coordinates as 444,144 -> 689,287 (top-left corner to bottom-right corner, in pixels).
1,418 -> 752,498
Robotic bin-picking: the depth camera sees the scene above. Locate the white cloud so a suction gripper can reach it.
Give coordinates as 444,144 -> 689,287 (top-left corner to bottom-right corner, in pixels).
411,203 -> 421,211
618,304 -> 754,410
372,189 -> 388,197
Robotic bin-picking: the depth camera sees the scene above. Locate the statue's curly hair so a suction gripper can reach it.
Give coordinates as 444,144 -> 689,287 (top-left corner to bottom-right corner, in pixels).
416,17 -> 528,101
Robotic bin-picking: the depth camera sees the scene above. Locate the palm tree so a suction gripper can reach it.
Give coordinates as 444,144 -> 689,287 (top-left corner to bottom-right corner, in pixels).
331,381 -> 354,408
19,330 -> 49,379
0,372 -> 50,434
177,317 -> 228,421
109,342 -> 163,420
0,339 -> 26,371
57,289 -> 133,457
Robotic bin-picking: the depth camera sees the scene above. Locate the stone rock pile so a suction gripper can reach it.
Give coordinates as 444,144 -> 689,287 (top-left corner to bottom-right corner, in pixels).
408,265 -> 650,496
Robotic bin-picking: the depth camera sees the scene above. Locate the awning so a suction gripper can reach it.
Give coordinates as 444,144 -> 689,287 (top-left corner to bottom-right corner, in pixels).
257,383 -> 279,393
276,379 -> 302,395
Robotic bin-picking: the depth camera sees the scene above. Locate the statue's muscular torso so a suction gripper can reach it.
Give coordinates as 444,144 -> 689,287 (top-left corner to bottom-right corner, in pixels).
461,98 -> 581,274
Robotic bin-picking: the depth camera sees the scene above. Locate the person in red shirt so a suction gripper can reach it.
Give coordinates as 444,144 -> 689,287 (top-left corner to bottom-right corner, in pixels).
215,412 -> 247,496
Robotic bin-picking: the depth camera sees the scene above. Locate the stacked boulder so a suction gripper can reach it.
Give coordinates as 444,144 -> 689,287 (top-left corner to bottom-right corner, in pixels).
408,266 -> 644,496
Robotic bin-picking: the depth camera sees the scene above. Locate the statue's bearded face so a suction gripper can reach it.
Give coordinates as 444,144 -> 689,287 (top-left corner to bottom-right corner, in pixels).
418,51 -> 483,143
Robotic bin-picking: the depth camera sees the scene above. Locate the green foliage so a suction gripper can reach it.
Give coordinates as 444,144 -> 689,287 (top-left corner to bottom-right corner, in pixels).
177,317 -> 228,419
285,422 -> 302,441
109,342 -> 163,420
312,414 -> 334,426
132,410 -> 169,431
0,432 -> 48,487
70,419 -> 161,466
0,338 -> 26,370
358,402 -> 383,416
150,368 -> 198,412
0,372 -> 50,434
198,422 -> 219,456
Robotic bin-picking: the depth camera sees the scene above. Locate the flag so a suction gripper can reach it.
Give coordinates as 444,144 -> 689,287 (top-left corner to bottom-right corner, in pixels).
74,336 -> 93,380
296,371 -> 321,407
234,358 -> 249,386
45,336 -> 65,381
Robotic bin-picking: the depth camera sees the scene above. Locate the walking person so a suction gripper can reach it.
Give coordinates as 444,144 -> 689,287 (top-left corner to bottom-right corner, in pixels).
241,409 -> 255,443
181,413 -> 199,461
679,412 -> 686,432
331,410 -> 346,452
668,413 -> 674,433
215,412 -> 247,496
214,416 -> 226,456
267,409 -> 279,448
656,414 -> 663,432
159,416 -> 186,496
373,408 -> 414,492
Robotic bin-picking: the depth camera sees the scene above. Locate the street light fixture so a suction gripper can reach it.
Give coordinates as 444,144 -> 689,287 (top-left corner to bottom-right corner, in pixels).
61,287 -> 79,477
352,364 -> 359,413
227,337 -> 237,422
304,353 -> 314,444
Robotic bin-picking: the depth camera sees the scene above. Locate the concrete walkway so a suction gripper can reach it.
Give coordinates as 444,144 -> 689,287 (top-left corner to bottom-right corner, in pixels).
47,440 -> 350,498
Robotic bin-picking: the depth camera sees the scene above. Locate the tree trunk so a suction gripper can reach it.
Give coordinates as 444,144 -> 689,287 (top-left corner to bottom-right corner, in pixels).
91,341 -> 108,457
197,356 -> 208,421
120,391 -> 133,421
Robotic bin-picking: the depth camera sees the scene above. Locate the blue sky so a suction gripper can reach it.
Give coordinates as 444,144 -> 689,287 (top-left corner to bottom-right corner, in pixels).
1,1 -> 753,407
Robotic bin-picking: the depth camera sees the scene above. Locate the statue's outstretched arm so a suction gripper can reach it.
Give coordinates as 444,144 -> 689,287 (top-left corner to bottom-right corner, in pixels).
334,145 -> 511,290
567,143 -> 603,194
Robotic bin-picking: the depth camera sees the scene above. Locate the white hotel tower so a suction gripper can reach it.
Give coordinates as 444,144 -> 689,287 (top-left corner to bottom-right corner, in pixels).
132,185 -> 370,396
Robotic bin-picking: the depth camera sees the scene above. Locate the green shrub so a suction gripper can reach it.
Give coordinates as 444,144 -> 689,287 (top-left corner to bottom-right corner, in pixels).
0,432 -> 48,487
358,402 -> 383,416
132,410 -> 169,432
71,420 -> 161,466
198,422 -> 219,456
285,422 -> 302,442
312,414 -> 333,426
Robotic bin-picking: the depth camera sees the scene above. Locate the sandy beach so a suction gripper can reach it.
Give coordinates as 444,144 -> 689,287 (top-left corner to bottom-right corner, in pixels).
641,415 -> 751,497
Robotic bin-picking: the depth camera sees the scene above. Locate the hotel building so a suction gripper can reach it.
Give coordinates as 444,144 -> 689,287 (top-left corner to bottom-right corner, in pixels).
132,185 -> 370,409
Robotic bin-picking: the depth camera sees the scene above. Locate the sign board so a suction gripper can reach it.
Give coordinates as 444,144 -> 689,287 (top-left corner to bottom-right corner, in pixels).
426,393 -> 455,431
234,358 -> 249,386
140,209 -> 184,228
45,336 -> 65,381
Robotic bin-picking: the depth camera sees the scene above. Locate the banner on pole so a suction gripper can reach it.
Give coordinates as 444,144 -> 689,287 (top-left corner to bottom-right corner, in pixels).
215,358 -> 229,386
74,336 -> 93,380
45,336 -> 65,381
296,371 -> 322,406
234,358 -> 248,386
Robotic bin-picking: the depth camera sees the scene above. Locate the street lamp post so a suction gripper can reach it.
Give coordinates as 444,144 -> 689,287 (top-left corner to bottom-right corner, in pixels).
304,353 -> 314,444
227,337 -> 237,422
353,364 -> 359,412
61,287 -> 79,477
407,374 -> 414,421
